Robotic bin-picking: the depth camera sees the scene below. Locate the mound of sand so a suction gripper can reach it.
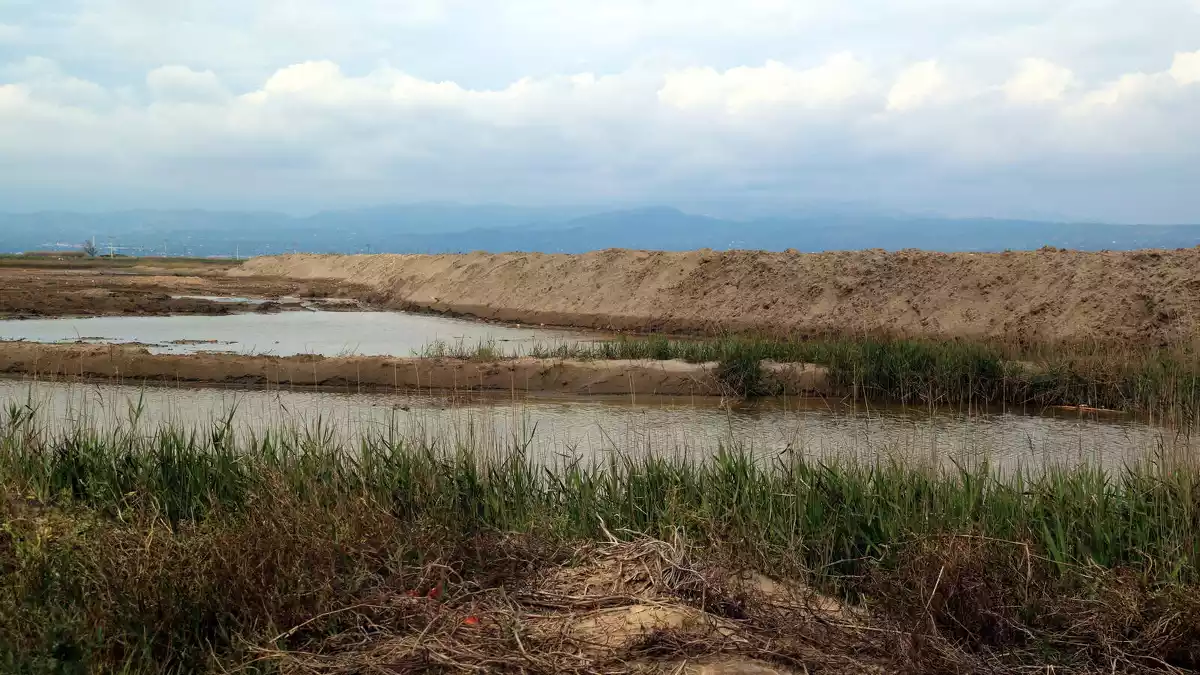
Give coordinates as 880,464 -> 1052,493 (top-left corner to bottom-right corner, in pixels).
236,248 -> 1200,346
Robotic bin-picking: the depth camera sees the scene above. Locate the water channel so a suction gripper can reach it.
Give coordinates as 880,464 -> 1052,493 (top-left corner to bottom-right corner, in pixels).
0,379 -> 1186,472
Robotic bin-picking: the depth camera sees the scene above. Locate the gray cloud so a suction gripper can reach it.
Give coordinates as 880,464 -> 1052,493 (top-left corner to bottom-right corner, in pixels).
1,1 -> 1199,221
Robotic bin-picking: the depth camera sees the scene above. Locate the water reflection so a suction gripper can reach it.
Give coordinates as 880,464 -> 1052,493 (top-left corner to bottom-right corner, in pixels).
0,311 -> 594,357
0,379 -> 1187,472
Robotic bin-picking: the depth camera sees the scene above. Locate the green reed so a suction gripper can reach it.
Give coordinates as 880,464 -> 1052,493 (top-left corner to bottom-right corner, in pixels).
3,402 -> 1197,583
6,400 -> 1200,674
505,334 -> 1200,418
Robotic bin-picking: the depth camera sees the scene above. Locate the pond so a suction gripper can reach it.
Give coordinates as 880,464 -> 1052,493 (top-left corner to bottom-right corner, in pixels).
0,310 -> 597,357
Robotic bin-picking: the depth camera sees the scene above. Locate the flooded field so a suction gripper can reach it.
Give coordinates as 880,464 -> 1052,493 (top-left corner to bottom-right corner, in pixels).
0,310 -> 596,357
0,379 -> 1185,471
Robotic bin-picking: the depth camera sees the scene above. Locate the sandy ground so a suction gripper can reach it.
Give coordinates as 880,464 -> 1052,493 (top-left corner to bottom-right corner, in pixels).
0,262 -> 367,318
237,248 -> 1200,346
0,343 -> 831,397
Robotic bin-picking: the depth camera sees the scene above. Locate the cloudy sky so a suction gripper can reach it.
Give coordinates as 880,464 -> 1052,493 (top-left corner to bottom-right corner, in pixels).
2,1 -> 1199,222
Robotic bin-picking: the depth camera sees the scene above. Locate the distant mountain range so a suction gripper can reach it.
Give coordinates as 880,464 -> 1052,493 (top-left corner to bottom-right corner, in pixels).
2,204 -> 1199,256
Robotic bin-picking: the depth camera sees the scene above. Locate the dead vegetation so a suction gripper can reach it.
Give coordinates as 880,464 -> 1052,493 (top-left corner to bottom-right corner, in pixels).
241,531 -> 1200,675
255,533 -> 891,675
6,497 -> 1200,674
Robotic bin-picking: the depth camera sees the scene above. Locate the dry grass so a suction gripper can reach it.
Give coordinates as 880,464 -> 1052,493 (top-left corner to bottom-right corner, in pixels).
251,533 -> 893,675
6,496 -> 1200,674
4,409 -> 1200,673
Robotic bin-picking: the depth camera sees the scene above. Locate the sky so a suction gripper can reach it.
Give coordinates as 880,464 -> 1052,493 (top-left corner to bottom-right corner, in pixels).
1,1 -> 1199,222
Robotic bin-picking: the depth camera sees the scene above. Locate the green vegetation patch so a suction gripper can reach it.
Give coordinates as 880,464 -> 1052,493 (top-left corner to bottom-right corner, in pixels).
435,334 -> 1200,417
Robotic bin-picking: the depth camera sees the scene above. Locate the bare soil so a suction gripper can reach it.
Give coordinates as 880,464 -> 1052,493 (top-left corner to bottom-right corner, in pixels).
0,343 -> 830,397
0,261 -> 369,318
237,248 -> 1200,346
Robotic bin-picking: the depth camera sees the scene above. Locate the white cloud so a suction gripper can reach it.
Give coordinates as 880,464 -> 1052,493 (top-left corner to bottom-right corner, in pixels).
0,23 -> 20,43
4,52 -> 1196,163
1,0 -> 1200,219
1171,49 -> 1200,85
260,61 -> 348,97
1079,72 -> 1158,108
0,83 -> 30,109
147,65 -> 229,103
658,53 -> 873,113
1,57 -> 111,108
886,60 -> 947,111
1004,58 -> 1075,103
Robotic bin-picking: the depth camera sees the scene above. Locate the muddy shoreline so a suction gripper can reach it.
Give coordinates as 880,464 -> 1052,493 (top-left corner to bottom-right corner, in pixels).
0,343 -> 831,397
0,262 -> 370,319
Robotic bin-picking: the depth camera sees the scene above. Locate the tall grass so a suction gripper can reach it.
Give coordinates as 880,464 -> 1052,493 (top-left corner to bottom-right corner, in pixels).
4,403 -> 1200,673
3,401 -> 1197,581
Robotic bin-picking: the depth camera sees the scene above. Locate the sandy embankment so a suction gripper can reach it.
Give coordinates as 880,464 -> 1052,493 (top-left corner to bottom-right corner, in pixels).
0,343 -> 830,397
235,248 -> 1200,345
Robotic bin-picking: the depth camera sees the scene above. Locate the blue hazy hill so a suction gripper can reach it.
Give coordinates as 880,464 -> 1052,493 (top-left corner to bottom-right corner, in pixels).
2,204 -> 1198,256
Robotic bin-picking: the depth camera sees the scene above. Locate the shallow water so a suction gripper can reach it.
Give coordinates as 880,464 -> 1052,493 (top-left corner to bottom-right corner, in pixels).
0,379 -> 1187,471
0,310 -> 596,357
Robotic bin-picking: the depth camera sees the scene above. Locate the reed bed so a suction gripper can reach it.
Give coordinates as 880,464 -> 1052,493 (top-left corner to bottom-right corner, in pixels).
3,399 -> 1200,673
423,334 -> 1200,419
